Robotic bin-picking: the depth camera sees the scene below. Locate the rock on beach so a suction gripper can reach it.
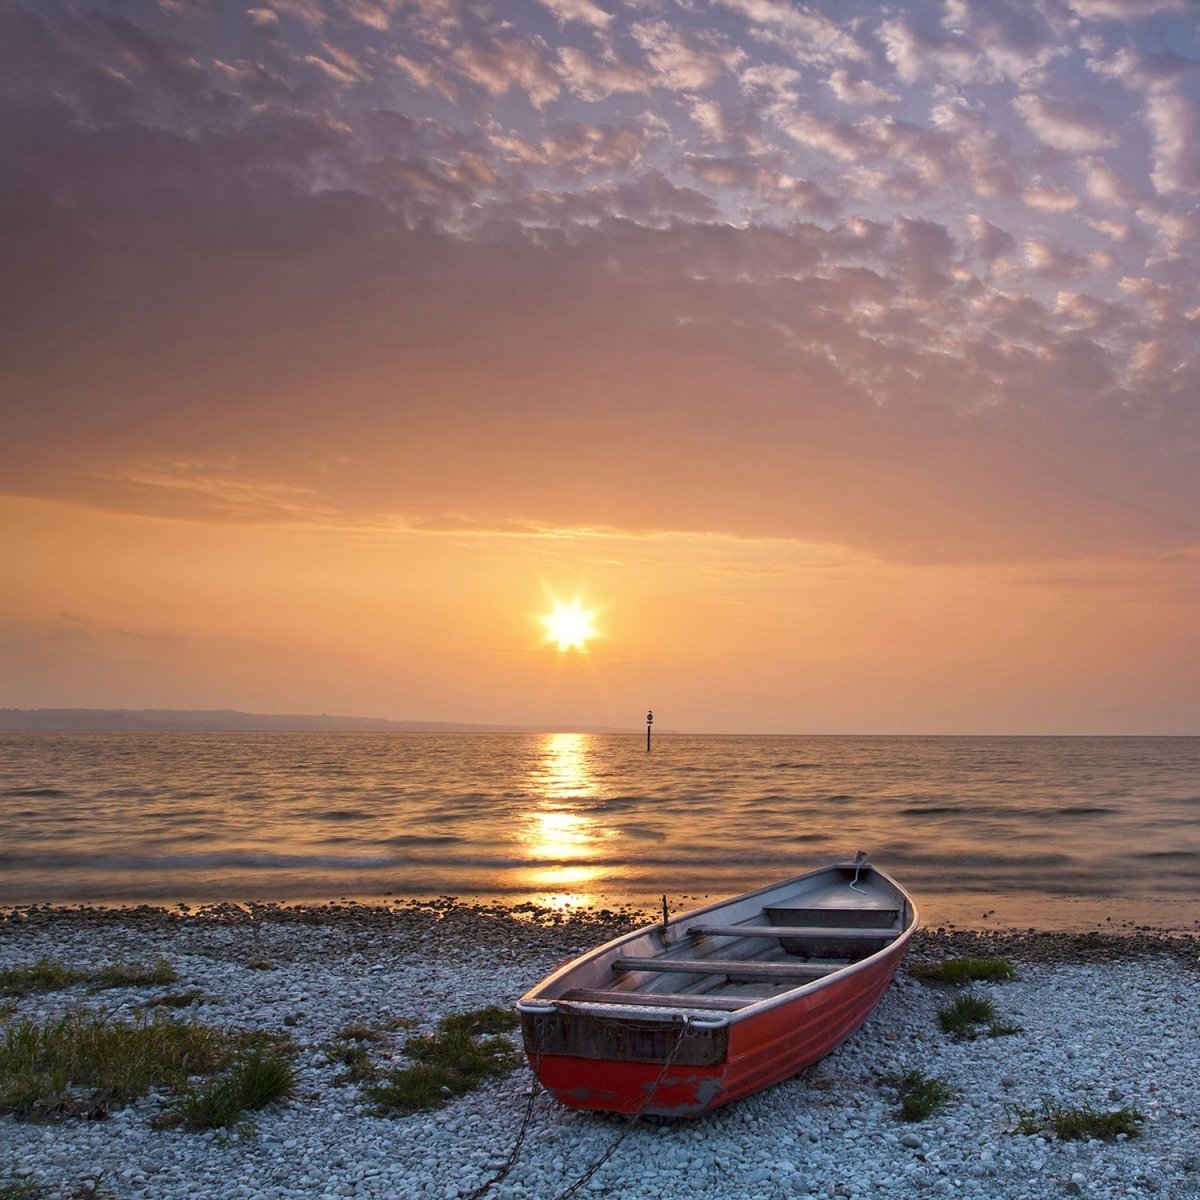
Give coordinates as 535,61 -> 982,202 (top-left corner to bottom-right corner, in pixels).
1,900 -> 1198,1200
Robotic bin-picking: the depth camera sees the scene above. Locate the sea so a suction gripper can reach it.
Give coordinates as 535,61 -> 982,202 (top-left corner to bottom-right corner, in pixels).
1,732 -> 1197,932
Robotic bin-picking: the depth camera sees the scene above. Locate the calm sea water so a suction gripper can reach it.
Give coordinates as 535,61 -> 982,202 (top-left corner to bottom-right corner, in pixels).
1,733 -> 1197,931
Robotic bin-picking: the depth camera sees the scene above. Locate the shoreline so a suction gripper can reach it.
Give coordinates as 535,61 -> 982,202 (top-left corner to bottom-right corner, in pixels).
2,883 -> 1196,940
3,897 -> 1198,962
2,900 -> 1199,1200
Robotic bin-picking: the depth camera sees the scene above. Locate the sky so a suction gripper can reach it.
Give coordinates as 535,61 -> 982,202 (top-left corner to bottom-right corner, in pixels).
1,0 -> 1198,734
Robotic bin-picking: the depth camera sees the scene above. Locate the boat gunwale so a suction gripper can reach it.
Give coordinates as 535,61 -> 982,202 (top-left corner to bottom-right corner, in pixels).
517,862 -> 919,1029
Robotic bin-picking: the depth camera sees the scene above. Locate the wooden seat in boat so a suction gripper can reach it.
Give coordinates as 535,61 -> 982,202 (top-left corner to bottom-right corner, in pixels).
613,956 -> 841,980
560,988 -> 753,1011
688,923 -> 899,942
763,903 -> 900,930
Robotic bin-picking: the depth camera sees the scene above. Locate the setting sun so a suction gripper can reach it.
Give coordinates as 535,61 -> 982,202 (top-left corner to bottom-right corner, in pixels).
542,599 -> 598,652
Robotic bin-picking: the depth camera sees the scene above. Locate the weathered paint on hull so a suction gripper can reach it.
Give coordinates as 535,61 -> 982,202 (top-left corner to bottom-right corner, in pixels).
528,951 -> 902,1116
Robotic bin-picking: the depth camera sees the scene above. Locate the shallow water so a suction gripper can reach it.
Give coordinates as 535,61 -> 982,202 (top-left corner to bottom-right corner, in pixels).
1,732 -> 1197,930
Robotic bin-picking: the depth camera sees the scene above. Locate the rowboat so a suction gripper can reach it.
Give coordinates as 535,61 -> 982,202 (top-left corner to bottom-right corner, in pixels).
516,855 -> 917,1116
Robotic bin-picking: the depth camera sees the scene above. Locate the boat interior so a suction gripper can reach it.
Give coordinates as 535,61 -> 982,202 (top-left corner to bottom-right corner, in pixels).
553,864 -> 911,1013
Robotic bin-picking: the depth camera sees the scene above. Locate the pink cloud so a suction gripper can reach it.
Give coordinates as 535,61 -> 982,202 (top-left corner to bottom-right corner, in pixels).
451,37 -> 561,109
632,20 -> 743,91
1145,90 -> 1200,195
1013,93 -> 1116,152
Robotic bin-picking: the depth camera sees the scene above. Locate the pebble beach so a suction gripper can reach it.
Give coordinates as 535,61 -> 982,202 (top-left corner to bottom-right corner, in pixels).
2,900 -> 1198,1200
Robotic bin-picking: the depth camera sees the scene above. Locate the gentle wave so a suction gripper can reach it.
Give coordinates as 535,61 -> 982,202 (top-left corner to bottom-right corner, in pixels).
1,732 -> 1198,927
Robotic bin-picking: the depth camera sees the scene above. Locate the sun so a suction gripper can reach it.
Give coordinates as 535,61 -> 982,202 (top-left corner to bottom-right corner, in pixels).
542,599 -> 598,652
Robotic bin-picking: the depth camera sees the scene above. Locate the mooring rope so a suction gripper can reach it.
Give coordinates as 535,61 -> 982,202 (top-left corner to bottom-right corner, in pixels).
463,1021 -> 549,1200
550,1014 -> 692,1200
467,1010 -> 693,1200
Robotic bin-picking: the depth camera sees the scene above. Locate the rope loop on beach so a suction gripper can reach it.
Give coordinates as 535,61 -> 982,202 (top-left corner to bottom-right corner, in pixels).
550,1015 -> 692,1200
463,1019 -> 550,1200
467,1012 -> 691,1200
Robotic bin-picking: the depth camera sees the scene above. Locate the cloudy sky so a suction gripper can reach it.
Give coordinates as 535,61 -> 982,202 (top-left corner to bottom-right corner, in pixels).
1,0 -> 1198,732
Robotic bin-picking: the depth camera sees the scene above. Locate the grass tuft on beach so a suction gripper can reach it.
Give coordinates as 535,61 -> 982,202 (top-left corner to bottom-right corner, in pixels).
937,993 -> 1023,1041
88,960 -> 178,990
168,1048 -> 297,1130
0,1009 -> 281,1123
0,1182 -> 38,1200
911,957 -> 1018,985
0,958 -> 177,997
0,960 -> 85,997
889,1069 -> 954,1122
363,1006 -> 521,1116
1012,1101 -> 1144,1141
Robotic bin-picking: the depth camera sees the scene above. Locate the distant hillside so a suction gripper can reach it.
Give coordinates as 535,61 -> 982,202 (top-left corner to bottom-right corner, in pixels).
0,708 -> 628,733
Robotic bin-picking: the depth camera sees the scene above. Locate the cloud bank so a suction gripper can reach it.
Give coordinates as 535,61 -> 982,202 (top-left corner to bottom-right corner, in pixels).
0,0 -> 1197,566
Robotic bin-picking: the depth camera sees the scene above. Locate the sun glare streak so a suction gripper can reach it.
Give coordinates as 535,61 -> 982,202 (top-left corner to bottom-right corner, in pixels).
541,597 -> 598,652
518,733 -> 607,900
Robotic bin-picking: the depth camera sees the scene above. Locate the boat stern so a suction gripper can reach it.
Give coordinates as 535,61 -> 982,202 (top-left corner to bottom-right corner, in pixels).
517,1001 -> 732,1116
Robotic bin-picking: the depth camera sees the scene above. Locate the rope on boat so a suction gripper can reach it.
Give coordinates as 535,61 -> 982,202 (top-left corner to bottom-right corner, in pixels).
849,848 -> 869,894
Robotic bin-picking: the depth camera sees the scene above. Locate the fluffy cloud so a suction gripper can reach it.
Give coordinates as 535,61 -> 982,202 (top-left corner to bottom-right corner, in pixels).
538,0 -> 612,29
451,37 -> 561,108
558,45 -> 648,99
631,21 -> 744,91
492,120 -> 649,169
827,69 -> 898,106
1023,183 -> 1080,212
1089,45 -> 1200,92
1013,93 -> 1116,151
1024,239 -> 1089,277
773,110 -> 863,161
718,0 -> 869,66
1145,90 -> 1200,195
876,16 -> 977,84
1069,0 -> 1191,18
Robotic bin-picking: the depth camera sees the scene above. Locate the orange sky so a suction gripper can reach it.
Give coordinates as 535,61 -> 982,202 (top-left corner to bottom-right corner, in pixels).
1,0 -> 1198,732
3,494 -> 1196,732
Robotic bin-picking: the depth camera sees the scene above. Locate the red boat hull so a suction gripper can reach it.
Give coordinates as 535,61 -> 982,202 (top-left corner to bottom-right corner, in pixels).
526,949 -> 902,1116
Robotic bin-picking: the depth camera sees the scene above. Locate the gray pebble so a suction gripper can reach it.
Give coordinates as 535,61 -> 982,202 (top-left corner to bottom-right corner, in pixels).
1,907 -> 1197,1200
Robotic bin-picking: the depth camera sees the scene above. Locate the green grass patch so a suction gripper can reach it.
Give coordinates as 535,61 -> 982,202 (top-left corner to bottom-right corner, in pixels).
89,960 -> 177,990
0,957 -> 177,997
169,1049 -> 297,1130
0,1010 -> 248,1121
890,1070 -> 953,1122
364,1006 -> 521,1116
331,1042 -> 379,1084
1011,1101 -> 1143,1141
936,993 -> 1023,1041
984,1018 -> 1024,1037
337,1021 -> 383,1042
0,1181 -> 39,1200
6,1180 -> 107,1200
0,959 -> 86,997
435,1006 -> 519,1037
912,957 -> 1018,985
938,993 -> 994,1037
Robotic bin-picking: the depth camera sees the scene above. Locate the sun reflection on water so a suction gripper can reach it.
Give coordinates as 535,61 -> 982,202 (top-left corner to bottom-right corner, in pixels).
519,733 -> 609,905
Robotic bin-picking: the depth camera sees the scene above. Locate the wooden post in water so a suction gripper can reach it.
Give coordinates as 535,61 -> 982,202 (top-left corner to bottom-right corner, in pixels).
646,709 -> 653,751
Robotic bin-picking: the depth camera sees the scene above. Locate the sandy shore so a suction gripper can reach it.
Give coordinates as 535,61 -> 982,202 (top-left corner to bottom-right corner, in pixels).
2,900 -> 1199,1200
